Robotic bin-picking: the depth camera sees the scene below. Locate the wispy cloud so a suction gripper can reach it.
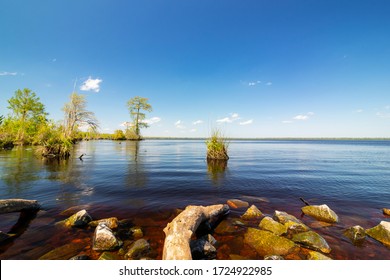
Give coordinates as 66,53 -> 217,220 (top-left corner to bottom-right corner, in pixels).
120,121 -> 133,128
355,109 -> 363,113
293,112 -> 314,121
142,117 -> 161,125
376,106 -> 390,119
80,76 -> 103,92
0,71 -> 17,76
216,113 -> 240,123
283,112 -> 314,124
190,128 -> 197,133
248,80 -> 261,86
239,119 -> 253,125
266,82 -> 272,86
192,120 -> 203,125
175,120 -> 186,129
52,58 -> 57,62
293,115 -> 309,121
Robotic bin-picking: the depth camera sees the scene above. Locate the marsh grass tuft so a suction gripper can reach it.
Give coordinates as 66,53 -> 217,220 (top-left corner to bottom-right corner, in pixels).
206,128 -> 229,160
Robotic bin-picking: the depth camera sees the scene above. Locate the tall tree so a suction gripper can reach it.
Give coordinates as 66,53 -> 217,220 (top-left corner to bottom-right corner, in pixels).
127,96 -> 152,139
7,88 -> 48,144
63,92 -> 99,138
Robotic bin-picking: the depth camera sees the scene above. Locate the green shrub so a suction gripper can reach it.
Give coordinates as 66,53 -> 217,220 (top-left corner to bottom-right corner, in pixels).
206,129 -> 229,160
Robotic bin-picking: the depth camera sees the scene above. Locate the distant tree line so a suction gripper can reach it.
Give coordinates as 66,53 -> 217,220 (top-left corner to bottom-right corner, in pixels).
0,88 -> 153,157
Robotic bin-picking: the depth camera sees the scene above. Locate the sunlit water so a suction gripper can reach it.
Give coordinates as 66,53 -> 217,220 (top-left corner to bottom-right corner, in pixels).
0,140 -> 389,259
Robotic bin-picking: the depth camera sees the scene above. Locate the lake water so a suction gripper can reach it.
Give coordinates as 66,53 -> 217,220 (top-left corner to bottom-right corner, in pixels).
0,140 -> 389,259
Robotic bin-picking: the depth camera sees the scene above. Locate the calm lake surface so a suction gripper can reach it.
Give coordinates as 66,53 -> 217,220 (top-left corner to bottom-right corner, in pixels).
1,139 -> 389,259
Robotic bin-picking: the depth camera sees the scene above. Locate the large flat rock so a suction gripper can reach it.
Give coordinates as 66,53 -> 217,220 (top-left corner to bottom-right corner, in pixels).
244,228 -> 296,256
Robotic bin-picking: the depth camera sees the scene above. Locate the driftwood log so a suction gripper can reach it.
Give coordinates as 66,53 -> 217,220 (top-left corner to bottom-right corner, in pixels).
0,199 -> 41,214
162,204 -> 229,260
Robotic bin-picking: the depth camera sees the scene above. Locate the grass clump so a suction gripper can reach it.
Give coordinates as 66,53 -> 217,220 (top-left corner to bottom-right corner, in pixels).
206,129 -> 229,160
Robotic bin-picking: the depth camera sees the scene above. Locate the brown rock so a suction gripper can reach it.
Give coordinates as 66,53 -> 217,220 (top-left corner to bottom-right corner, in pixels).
227,199 -> 249,209
383,208 -> 390,216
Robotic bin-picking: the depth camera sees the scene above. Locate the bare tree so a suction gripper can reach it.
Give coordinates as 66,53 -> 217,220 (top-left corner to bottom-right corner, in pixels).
63,92 -> 99,138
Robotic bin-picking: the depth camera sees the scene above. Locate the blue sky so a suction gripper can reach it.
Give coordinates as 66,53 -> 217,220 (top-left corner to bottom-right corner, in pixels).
1,0 -> 390,138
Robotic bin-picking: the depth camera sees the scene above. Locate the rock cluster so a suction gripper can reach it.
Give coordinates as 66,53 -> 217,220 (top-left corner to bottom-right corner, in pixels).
43,208 -> 152,260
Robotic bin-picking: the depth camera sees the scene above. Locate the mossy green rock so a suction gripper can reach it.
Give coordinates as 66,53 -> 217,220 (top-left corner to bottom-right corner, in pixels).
292,231 -> 331,254
343,225 -> 366,245
366,221 -> 390,246
125,239 -> 151,260
273,210 -> 302,224
39,241 -> 87,260
273,210 -> 309,234
241,205 -> 263,220
64,209 -> 92,227
98,251 -> 119,260
89,217 -> 119,229
129,227 -> 144,239
259,217 -> 287,236
302,204 -> 338,223
307,250 -> 332,260
244,228 -> 296,256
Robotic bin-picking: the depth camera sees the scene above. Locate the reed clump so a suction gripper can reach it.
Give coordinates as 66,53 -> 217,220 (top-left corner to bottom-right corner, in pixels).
206,129 -> 229,160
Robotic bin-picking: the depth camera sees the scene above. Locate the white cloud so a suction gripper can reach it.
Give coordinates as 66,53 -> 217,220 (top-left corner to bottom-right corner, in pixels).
266,82 -> 272,86
0,71 -> 17,76
175,120 -> 186,129
293,114 -> 309,121
355,109 -> 363,113
282,120 -> 293,124
239,119 -> 253,125
80,76 -> 103,92
190,128 -> 197,133
192,120 -> 203,125
142,117 -> 161,125
217,113 -> 240,123
120,121 -> 133,127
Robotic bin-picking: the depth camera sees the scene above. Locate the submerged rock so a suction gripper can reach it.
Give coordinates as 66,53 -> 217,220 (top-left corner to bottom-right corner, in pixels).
307,250 -> 332,260
301,204 -> 339,223
264,255 -> 284,260
93,222 -> 121,251
99,251 -> 119,260
64,209 -> 92,227
0,231 -> 10,243
292,231 -> 331,254
39,241 -> 87,260
227,199 -> 249,209
214,219 -> 246,235
383,208 -> 390,216
241,205 -> 263,220
366,221 -> 390,246
69,254 -> 90,260
259,217 -> 287,236
89,217 -> 119,230
125,239 -> 151,260
244,228 -> 296,256
343,225 -> 366,245
129,226 -> 144,239
191,238 -> 217,260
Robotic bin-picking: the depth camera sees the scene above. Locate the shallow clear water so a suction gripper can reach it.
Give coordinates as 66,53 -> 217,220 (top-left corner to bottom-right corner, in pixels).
1,140 -> 389,259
